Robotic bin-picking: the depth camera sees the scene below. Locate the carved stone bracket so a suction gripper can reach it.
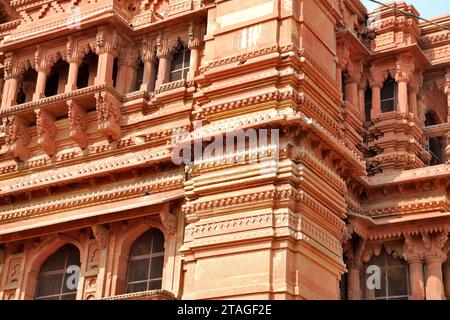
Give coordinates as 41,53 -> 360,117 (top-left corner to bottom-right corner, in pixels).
95,91 -> 121,140
159,206 -> 177,236
35,108 -> 57,156
3,115 -> 31,161
91,224 -> 110,249
67,100 -> 88,149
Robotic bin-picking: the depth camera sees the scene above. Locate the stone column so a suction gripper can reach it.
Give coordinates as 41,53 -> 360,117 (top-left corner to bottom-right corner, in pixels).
155,34 -> 172,88
1,53 -> 22,109
116,47 -> 138,94
345,79 -> 358,107
65,57 -> 81,93
425,255 -> 446,300
347,261 -> 362,300
33,67 -> 49,101
395,56 -> 414,114
369,81 -> 382,120
423,232 -> 448,300
94,27 -> 120,86
358,83 -> 367,122
187,22 -> 204,81
141,38 -> 157,92
443,260 -> 450,300
408,258 -> 425,300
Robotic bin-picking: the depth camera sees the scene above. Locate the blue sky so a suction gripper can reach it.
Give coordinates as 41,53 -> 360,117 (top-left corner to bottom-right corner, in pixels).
361,0 -> 450,19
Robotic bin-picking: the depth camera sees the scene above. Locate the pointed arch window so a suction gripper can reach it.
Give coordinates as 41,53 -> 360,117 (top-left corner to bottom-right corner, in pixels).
381,76 -> 397,113
35,244 -> 80,300
170,43 -> 190,82
126,228 -> 165,293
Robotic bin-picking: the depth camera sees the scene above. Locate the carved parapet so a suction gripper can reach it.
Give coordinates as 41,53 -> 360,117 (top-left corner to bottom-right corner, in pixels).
35,108 -> 57,156
3,115 -> 31,161
95,91 -> 121,140
67,100 -> 88,149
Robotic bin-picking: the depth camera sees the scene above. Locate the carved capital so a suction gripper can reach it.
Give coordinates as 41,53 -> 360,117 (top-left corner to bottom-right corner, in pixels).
34,46 -> 52,73
3,115 -> 31,161
94,27 -> 121,56
65,37 -> 82,64
95,92 -> 121,140
91,224 -> 109,249
337,41 -> 350,70
3,53 -> 21,79
67,100 -> 88,149
422,232 -> 448,262
35,108 -> 57,156
188,21 -> 205,50
156,33 -> 172,59
141,37 -> 157,62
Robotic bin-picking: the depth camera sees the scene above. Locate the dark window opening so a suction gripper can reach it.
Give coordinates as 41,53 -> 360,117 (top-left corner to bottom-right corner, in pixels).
341,70 -> 348,101
425,111 -> 444,165
112,57 -> 119,88
170,44 -> 190,82
35,244 -> 80,300
134,60 -> 144,91
381,76 -> 397,113
365,86 -> 372,122
76,62 -> 90,89
126,228 -> 164,294
45,71 -> 60,97
16,84 -> 26,105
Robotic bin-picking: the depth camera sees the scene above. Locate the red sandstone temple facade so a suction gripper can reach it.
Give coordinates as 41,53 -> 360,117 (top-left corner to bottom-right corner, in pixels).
0,0 -> 449,301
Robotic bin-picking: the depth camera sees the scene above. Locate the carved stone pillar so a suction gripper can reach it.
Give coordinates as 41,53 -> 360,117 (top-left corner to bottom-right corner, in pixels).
395,56 -> 414,114
336,42 -> 349,94
141,37 -> 157,92
369,80 -> 382,120
65,38 -> 82,93
33,47 -> 51,101
116,47 -> 138,94
408,258 -> 425,300
187,22 -> 204,80
358,82 -> 367,122
67,100 -> 88,149
443,260 -> 450,300
35,108 -> 57,156
155,34 -> 172,88
423,232 -> 448,300
347,260 -> 362,300
94,27 -> 120,86
408,73 -> 422,117
445,69 -> 450,123
1,53 -> 21,109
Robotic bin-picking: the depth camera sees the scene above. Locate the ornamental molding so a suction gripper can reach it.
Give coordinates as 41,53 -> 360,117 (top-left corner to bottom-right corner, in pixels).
183,187 -> 344,230
0,148 -> 172,196
0,171 -> 184,224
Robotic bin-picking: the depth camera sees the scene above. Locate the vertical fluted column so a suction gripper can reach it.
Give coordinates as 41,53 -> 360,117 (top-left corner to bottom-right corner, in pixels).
358,83 -> 367,122
155,34 -> 172,88
423,232 -> 448,300
33,67 -> 50,101
347,260 -> 362,300
425,256 -> 446,300
408,258 -> 425,300
395,56 -> 414,114
370,82 -> 381,120
187,22 -> 204,80
94,27 -> 120,86
443,261 -> 450,300
141,38 -> 157,92
65,57 -> 81,93
116,47 -> 138,94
